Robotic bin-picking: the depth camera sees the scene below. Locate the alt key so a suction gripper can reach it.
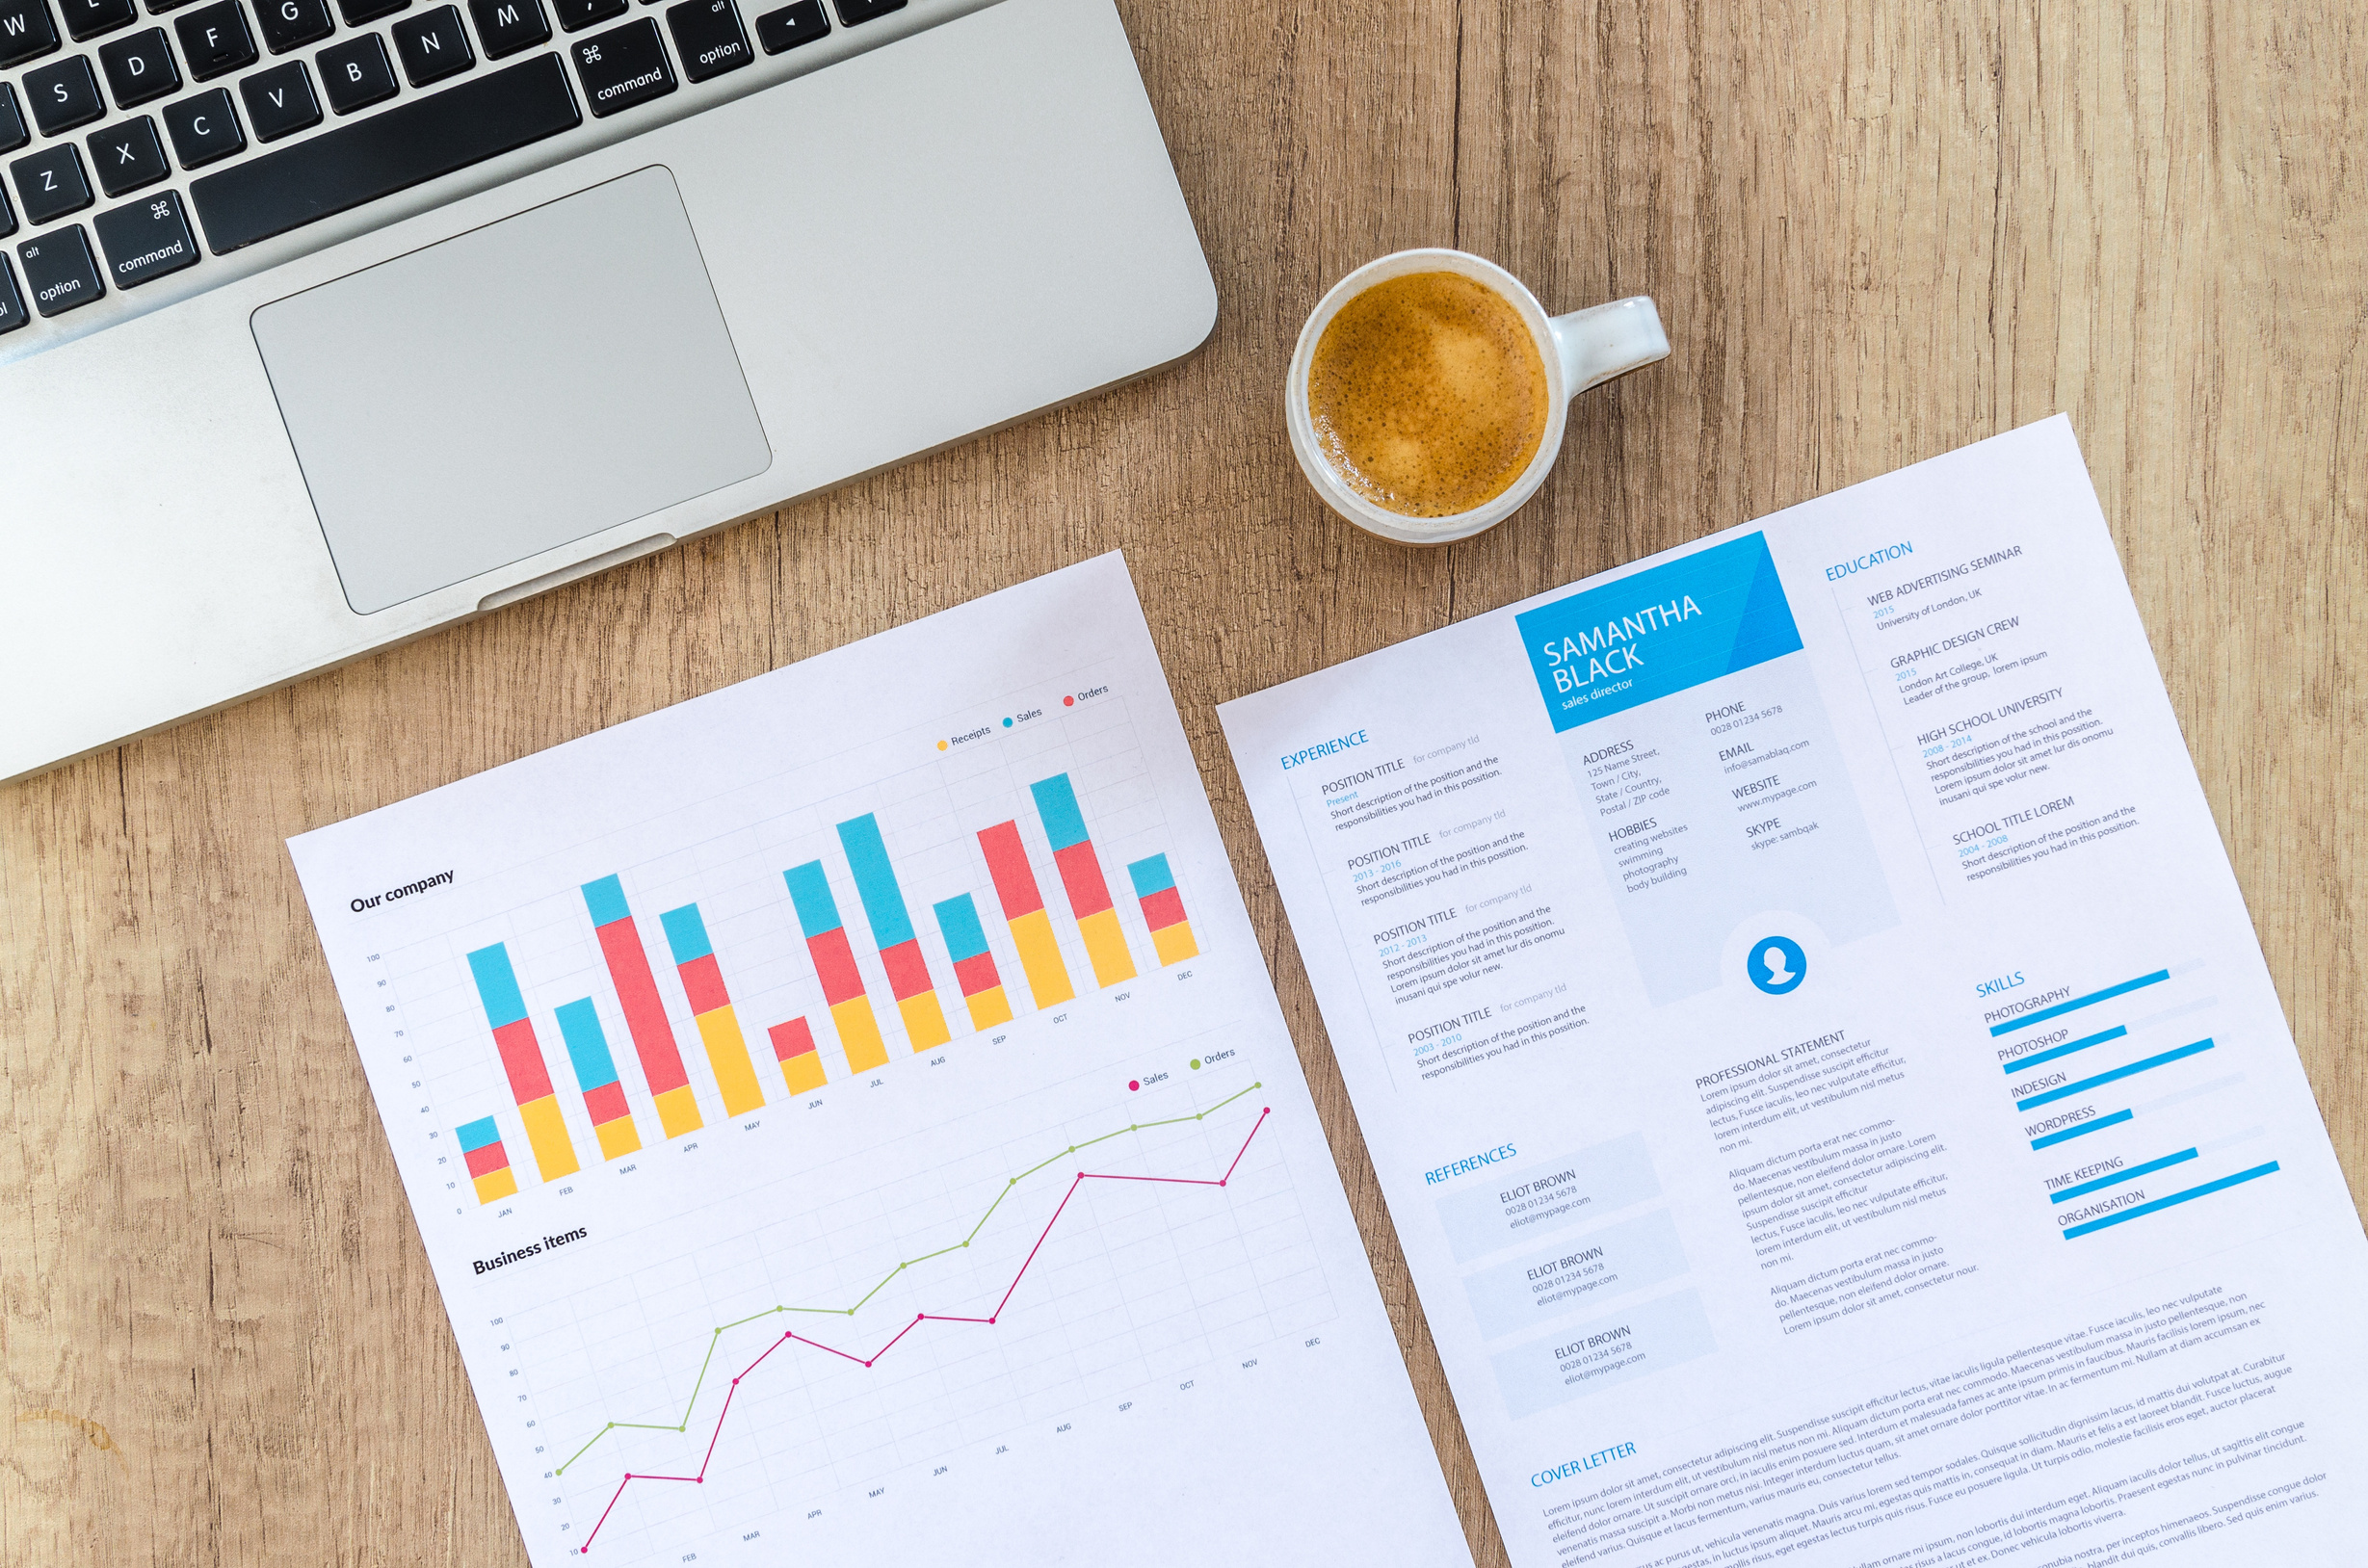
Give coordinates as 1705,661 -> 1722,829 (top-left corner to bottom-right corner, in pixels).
18,224 -> 106,316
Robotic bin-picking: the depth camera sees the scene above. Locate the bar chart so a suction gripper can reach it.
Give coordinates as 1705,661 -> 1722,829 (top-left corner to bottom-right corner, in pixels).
468,943 -> 580,1183
2000,963 -> 2280,1241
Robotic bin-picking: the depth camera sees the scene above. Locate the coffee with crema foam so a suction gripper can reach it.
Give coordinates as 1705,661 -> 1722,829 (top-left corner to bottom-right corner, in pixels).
1305,271 -> 1550,518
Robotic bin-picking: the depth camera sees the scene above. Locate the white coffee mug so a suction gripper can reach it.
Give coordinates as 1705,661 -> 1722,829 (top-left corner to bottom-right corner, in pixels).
1284,249 -> 1670,546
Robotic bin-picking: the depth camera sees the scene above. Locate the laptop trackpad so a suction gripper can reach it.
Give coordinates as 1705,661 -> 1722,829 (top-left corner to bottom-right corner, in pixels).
252,166 -> 772,616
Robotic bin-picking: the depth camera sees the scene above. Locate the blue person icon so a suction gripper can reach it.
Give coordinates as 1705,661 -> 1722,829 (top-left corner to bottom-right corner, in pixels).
1749,935 -> 1806,995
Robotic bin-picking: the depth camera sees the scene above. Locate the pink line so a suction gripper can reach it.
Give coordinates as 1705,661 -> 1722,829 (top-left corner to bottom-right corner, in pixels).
576,1109 -> 1272,1552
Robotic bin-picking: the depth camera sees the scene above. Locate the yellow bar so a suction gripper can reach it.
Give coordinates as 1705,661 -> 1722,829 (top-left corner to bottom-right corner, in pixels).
652,1084 -> 703,1139
473,1167 -> 518,1205
831,996 -> 890,1075
898,991 -> 953,1052
517,1094 -> 580,1181
961,983 -> 1013,1031
695,1006 -> 766,1116
1007,908 -> 1075,1007
593,1116 -> 642,1162
1150,921 -> 1199,967
1077,907 -> 1137,988
779,1050 -> 828,1096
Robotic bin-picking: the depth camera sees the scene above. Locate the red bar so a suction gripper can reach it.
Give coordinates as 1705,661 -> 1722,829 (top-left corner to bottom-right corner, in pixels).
463,1140 -> 510,1178
806,927 -> 867,1006
595,918 -> 692,1097
952,951 -> 1000,997
582,1080 -> 631,1125
768,1018 -> 818,1061
879,939 -> 932,1002
1053,841 -> 1116,918
677,952 -> 731,1016
977,821 -> 1047,918
492,1017 -> 556,1103
1140,886 -> 1187,930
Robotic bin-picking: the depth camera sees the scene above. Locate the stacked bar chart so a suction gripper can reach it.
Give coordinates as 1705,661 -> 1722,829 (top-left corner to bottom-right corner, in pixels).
784,863 -> 893,1074
1029,772 -> 1137,987
836,814 -> 955,1052
658,905 -> 767,1117
767,1017 -> 829,1095
457,1116 -> 517,1204
555,999 -> 643,1162
977,820 -> 1076,1007
582,875 -> 704,1139
466,943 -> 580,1182
933,893 -> 1013,1030
1126,853 -> 1198,966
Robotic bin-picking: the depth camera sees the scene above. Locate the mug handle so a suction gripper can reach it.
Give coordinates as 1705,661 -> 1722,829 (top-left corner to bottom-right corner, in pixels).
1548,297 -> 1671,397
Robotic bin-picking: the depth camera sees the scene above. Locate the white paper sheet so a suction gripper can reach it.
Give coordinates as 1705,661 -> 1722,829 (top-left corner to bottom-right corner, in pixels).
1219,419 -> 2368,1567
288,554 -> 1472,1568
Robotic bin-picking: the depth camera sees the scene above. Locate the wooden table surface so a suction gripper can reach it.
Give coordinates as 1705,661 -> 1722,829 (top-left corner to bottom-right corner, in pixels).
5,3 -> 2361,1562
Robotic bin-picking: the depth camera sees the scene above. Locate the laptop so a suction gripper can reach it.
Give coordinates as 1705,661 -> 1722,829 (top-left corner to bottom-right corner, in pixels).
0,0 -> 1216,783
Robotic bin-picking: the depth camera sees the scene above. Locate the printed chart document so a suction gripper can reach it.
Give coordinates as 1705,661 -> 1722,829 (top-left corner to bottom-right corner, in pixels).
1218,418 -> 2368,1568
289,555 -> 1473,1568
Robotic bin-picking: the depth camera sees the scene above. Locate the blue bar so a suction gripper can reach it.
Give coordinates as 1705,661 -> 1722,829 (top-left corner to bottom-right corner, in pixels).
1030,773 -> 1091,852
783,862 -> 843,938
2005,1025 -> 2126,1074
1990,970 -> 2170,1036
457,1115 -> 502,1152
2050,1148 -> 2197,1204
581,874 -> 632,928
933,894 -> 990,962
1126,852 -> 1177,899
554,998 -> 621,1091
835,814 -> 917,950
2063,1162 -> 2280,1240
2032,1110 -> 2132,1150
2017,1039 -> 2212,1111
466,943 -> 529,1029
658,903 -> 713,965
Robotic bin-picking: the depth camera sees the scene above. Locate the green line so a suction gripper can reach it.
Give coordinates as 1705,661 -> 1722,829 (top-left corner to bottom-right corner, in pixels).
553,1082 -> 1260,1474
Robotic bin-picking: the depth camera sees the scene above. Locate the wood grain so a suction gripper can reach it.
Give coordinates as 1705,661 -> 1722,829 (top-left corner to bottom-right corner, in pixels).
4,2 -> 2361,1562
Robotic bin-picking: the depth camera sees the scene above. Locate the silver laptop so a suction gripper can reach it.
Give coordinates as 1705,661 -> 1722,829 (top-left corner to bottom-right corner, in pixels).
0,0 -> 1214,783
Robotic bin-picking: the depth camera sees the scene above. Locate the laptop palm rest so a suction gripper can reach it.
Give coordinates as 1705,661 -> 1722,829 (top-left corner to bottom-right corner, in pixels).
250,165 -> 772,616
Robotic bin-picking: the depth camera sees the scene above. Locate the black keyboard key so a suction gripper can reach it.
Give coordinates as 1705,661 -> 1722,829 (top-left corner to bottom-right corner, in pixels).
829,0 -> 896,22
335,0 -> 401,20
571,15 -> 668,116
25,54 -> 104,134
88,113 -> 166,195
0,181 -> 13,236
163,85 -> 244,164
98,25 -> 179,105
551,0 -> 618,32
191,52 -> 579,251
93,185 -> 196,283
316,30 -> 392,111
176,0 -> 253,74
62,0 -> 135,39
0,0 -> 60,67
254,0 -> 329,49
390,3 -> 467,84
0,253 -> 24,330
11,141 -> 90,222
752,0 -> 821,53
0,84 -> 25,151
17,222 -> 101,313
466,0 -> 543,58
665,0 -> 745,80
239,58 -> 314,137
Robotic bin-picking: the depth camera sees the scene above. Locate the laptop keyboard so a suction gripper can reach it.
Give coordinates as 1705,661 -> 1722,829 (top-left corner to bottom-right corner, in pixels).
0,0 -> 897,339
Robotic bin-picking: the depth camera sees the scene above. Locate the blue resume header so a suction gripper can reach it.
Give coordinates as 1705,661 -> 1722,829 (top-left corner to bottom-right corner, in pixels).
1514,533 -> 1802,732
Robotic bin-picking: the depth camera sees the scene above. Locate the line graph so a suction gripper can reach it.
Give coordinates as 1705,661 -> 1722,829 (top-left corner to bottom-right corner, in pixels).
575,1104 -> 1275,1553
553,1082 -> 1267,1475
